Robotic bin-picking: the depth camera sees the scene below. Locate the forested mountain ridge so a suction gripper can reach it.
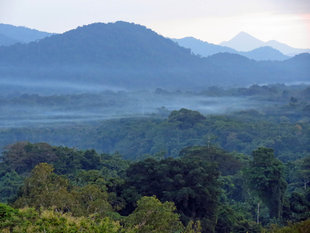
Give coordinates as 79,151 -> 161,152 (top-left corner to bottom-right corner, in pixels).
174,37 -> 289,61
0,21 -> 309,90
239,46 -> 289,61
0,23 -> 52,46
220,31 -> 310,55
0,21 -> 197,65
0,33 -> 19,47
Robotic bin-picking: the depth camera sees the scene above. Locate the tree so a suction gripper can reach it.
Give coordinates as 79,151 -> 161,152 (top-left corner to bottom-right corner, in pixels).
2,142 -> 58,174
168,108 -> 206,129
0,204 -> 124,233
125,196 -> 184,233
0,170 -> 23,203
298,155 -> 310,190
246,148 -> 287,219
13,163 -> 74,211
122,157 -> 220,232
13,163 -> 113,217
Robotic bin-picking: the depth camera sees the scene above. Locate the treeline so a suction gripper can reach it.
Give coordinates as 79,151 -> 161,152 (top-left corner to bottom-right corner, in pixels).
0,142 -> 309,232
0,84 -> 309,160
0,107 -> 309,161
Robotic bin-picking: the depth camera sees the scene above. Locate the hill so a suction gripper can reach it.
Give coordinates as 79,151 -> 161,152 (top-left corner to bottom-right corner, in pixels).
221,31 -> 310,55
0,22 -> 197,65
0,23 -> 52,46
221,32 -> 264,52
239,46 -> 289,61
174,37 -> 289,61
0,22 -> 309,91
264,40 -> 310,56
172,37 -> 236,56
0,33 -> 19,46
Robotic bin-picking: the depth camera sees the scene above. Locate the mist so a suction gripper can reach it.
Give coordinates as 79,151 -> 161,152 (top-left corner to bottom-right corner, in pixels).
0,85 -> 283,128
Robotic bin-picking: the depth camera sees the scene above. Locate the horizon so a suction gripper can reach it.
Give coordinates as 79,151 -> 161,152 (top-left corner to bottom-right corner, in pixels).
1,20 -> 310,50
0,0 -> 309,48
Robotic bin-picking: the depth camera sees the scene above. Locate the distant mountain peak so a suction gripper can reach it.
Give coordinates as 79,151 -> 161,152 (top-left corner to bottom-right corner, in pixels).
235,31 -> 256,38
221,32 -> 264,52
174,37 -> 289,61
221,32 -> 310,55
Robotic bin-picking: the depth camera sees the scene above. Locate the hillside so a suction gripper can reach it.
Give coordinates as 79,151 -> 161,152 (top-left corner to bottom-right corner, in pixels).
174,37 -> 289,61
0,23 -> 52,46
239,46 -> 289,61
172,37 -> 236,56
0,33 -> 19,46
221,32 -> 264,51
221,31 -> 310,55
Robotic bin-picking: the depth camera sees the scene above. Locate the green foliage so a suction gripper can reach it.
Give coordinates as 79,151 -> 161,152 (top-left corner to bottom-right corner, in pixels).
0,204 -> 124,233
246,148 -> 287,219
0,142 -> 129,203
0,139 -> 309,231
1,102 -> 309,161
269,218 -> 310,233
125,196 -> 184,233
2,142 -> 58,174
179,146 -> 244,176
13,163 -> 114,217
0,203 -> 20,230
298,155 -> 310,190
168,108 -> 206,129
122,156 -> 220,232
284,190 -> 310,222
0,84 -> 309,232
0,171 -> 23,203
183,220 -> 202,233
1,142 -> 129,177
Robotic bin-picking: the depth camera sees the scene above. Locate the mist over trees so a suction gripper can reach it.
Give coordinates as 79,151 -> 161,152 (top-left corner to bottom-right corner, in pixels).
0,21 -> 309,232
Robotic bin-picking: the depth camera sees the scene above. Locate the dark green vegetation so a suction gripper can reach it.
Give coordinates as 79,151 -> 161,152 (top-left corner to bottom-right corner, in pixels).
1,84 -> 309,160
0,84 -> 310,232
0,20 -> 309,232
0,141 -> 310,232
0,22 -> 309,91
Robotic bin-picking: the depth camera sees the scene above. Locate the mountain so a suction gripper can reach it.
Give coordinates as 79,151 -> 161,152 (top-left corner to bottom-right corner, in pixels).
0,23 -> 52,46
239,46 -> 289,61
0,33 -> 19,46
221,32 -> 264,52
0,21 -> 309,91
172,37 -> 236,56
221,32 -> 310,55
264,40 -> 310,56
0,22 -> 198,65
174,37 -> 289,61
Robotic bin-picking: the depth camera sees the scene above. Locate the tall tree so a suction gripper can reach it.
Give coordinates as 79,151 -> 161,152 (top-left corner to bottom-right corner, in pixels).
122,157 -> 220,232
125,196 -> 184,233
13,163 -> 113,217
298,155 -> 310,190
246,148 -> 287,219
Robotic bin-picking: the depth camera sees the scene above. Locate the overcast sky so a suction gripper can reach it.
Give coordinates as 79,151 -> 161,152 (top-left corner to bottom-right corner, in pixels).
0,0 -> 309,48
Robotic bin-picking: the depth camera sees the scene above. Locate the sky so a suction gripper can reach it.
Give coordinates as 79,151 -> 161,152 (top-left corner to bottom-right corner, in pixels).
0,0 -> 309,48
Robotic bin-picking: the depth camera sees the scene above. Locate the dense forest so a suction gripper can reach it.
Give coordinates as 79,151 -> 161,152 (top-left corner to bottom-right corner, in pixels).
0,143 -> 309,232
0,84 -> 310,232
